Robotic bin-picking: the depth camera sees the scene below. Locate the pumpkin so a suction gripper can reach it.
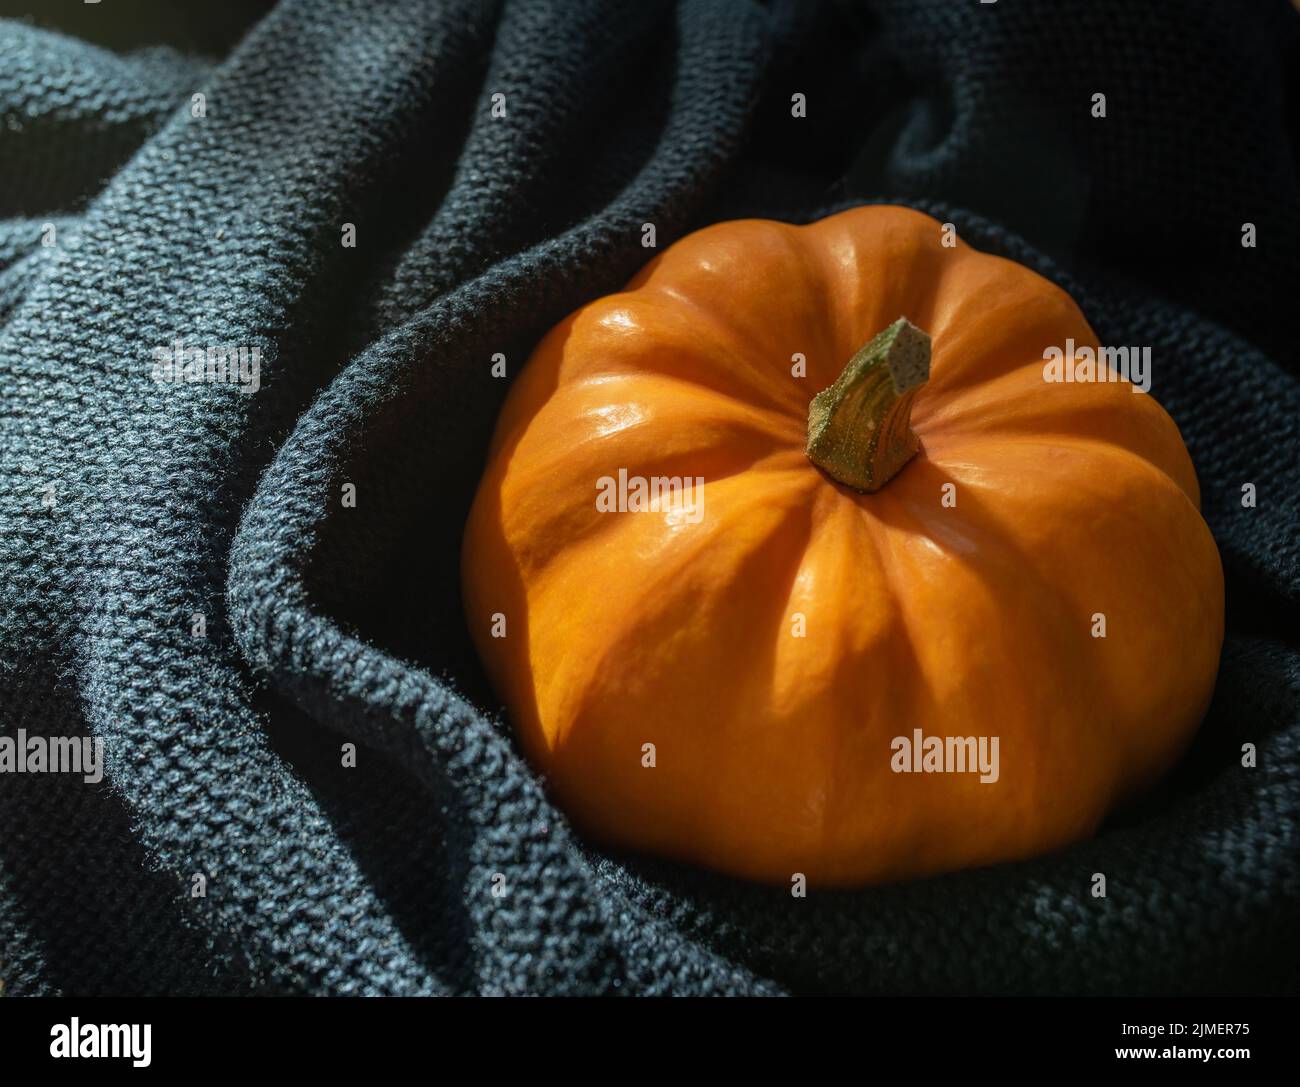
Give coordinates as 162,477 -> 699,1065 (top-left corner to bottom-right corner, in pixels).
461,205 -> 1223,886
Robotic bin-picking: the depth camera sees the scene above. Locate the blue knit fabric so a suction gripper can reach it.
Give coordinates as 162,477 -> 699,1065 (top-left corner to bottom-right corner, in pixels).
1,0 -> 1297,995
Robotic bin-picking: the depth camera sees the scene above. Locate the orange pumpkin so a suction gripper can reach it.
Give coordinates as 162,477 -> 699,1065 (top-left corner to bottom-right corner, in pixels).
461,205 -> 1223,886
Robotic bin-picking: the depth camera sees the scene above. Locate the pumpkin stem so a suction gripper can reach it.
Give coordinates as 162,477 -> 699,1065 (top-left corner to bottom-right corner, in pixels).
805,317 -> 931,492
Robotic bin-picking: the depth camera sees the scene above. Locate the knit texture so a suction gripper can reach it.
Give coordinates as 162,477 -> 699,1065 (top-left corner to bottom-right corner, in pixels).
1,0 -> 1297,996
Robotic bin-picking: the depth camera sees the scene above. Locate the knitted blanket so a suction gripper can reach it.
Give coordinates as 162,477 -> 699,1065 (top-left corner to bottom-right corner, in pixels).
1,0 -> 1296,996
